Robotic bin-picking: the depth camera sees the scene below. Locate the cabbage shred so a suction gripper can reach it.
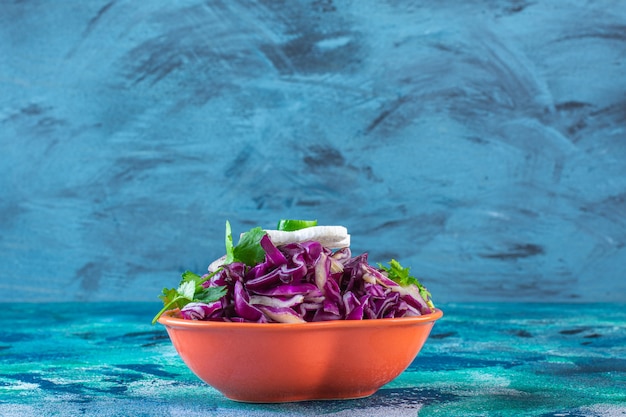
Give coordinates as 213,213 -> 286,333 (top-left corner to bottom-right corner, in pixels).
179,233 -> 435,323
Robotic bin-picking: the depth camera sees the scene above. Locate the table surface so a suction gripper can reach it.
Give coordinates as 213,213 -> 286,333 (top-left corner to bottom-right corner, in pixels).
1,302 -> 624,417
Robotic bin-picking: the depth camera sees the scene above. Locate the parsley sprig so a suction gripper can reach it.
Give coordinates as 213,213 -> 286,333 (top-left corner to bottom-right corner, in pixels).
151,271 -> 227,324
227,221 -> 266,266
378,259 -> 435,309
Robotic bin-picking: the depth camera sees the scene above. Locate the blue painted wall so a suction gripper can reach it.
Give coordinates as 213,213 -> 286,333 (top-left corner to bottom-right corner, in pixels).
1,1 -> 625,303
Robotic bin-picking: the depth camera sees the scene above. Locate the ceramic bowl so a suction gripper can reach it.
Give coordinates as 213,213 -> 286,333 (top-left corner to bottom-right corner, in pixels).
158,308 -> 443,403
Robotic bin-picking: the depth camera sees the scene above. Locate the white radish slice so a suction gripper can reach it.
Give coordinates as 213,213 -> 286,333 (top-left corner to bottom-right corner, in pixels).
264,226 -> 350,248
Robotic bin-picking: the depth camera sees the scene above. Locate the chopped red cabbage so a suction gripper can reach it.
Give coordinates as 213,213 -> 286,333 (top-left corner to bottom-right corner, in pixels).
182,238 -> 434,323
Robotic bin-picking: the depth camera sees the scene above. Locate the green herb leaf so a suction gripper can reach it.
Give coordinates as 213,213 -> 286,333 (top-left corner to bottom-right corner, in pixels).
152,270 -> 226,325
151,293 -> 187,325
232,226 -> 266,266
177,280 -> 196,300
378,259 -> 435,308
276,219 -> 318,231
224,220 -> 234,264
158,287 -> 179,306
195,285 -> 228,303
181,270 -> 203,284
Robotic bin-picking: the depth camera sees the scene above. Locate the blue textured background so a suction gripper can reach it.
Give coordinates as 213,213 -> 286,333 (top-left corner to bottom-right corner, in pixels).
1,1 -> 625,303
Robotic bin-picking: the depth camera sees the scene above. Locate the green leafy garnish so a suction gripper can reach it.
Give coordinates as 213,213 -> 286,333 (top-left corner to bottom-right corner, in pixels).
224,220 -> 235,264
276,219 -> 318,231
378,259 -> 435,309
232,226 -> 266,266
223,221 -> 267,267
151,270 -> 227,325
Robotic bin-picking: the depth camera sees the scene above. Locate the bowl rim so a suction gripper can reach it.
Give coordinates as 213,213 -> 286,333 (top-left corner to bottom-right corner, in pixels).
158,308 -> 443,329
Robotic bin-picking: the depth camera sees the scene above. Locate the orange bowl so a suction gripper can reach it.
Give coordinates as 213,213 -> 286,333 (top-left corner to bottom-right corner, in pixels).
158,308 -> 443,403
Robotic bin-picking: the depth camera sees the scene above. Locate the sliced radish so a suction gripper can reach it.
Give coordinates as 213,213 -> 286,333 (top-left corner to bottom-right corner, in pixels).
264,226 -> 350,248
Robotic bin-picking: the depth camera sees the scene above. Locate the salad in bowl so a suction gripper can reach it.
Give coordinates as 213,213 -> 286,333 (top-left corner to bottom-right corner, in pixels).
153,219 -> 442,402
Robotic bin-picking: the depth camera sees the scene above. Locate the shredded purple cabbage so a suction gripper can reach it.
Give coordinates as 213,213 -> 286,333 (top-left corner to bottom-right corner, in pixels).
180,239 -> 434,323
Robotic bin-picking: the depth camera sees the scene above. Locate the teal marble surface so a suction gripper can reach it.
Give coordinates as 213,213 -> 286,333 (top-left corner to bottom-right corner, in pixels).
1,303 -> 624,417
